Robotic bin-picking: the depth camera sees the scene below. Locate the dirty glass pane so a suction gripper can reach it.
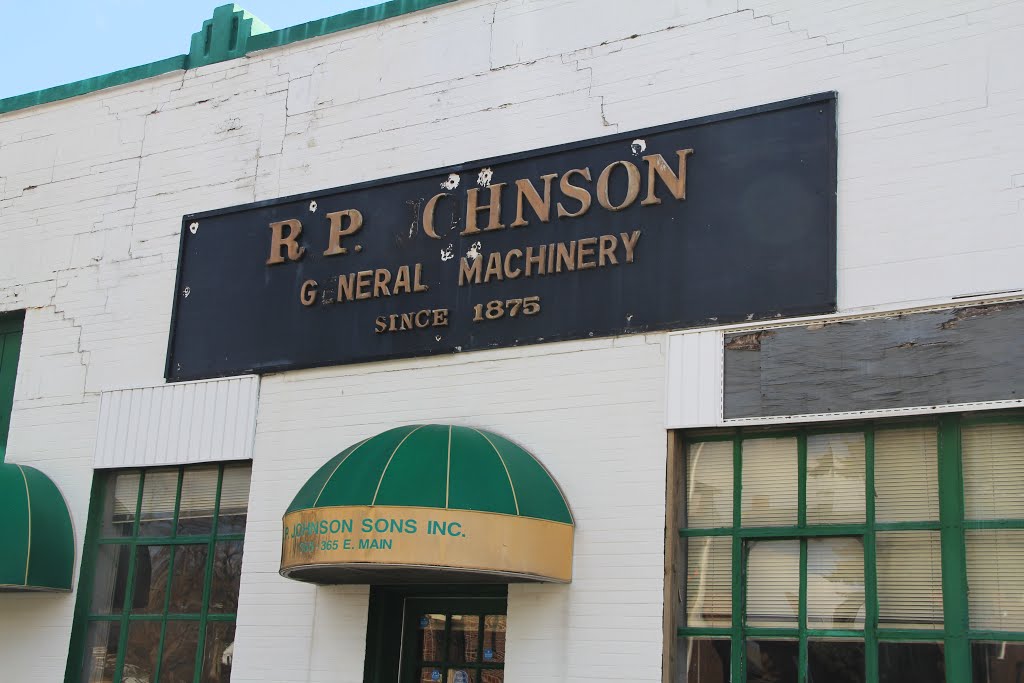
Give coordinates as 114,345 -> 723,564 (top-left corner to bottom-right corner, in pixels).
747,640 -> 798,683
138,468 -> 179,537
89,543 -> 131,614
81,621 -> 120,683
169,544 -> 209,613
177,465 -> 218,536
479,671 -> 504,683
686,440 -> 733,528
420,669 -> 443,683
100,471 -> 139,538
966,529 -> 1024,631
808,640 -> 865,683
446,670 -> 476,683
200,621 -> 236,683
448,614 -> 480,663
209,540 -> 243,614
418,614 -> 446,663
686,536 -> 732,628
875,428 -> 939,522
878,642 -> 945,683
746,540 -> 800,628
962,423 -> 1024,521
972,641 -> 1024,683
741,437 -> 798,526
686,638 -> 730,683
160,621 -> 200,683
807,433 -> 866,524
122,620 -> 160,683
130,544 -> 172,613
877,530 -> 943,629
807,537 -> 865,629
482,614 -> 506,663
217,464 -> 251,535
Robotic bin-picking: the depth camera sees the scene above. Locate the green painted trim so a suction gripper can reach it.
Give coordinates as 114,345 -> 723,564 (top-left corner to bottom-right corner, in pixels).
937,415 -> 972,682
798,539 -> 809,683
968,631 -> 1024,642
864,428 -> 879,683
0,1 -> 459,117
964,518 -> 1024,529
730,437 -> 744,680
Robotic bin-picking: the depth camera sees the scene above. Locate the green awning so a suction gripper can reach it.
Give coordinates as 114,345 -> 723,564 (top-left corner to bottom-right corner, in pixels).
282,424 -> 574,584
0,463 -> 75,591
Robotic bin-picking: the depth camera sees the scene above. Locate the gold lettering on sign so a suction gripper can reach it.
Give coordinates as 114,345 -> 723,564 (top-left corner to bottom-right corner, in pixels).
374,308 -> 451,334
267,219 -> 305,265
422,192 -> 448,240
299,280 -> 318,306
641,149 -> 694,206
596,160 -> 641,211
621,230 -> 642,263
510,174 -> 558,228
323,209 -> 364,256
557,168 -> 592,218
463,184 -> 507,235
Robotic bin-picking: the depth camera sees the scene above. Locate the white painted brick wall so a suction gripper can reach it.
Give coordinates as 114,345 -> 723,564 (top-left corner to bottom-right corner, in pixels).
0,0 -> 1022,680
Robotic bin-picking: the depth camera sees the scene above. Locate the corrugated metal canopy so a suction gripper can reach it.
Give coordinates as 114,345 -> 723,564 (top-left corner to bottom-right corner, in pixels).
0,463 -> 75,592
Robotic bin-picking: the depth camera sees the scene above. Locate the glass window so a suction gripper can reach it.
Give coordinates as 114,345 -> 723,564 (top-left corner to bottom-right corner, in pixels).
807,537 -> 865,629
71,463 -> 250,683
686,441 -> 733,528
686,638 -> 730,683
966,529 -> 1024,631
875,428 -> 939,523
742,437 -> 798,527
807,433 -> 866,524
746,640 -> 799,683
686,536 -> 731,628
877,642 -> 945,683
746,540 -> 800,628
808,640 -> 865,683
971,641 -> 1024,683
877,530 -> 944,630
963,423 -> 1024,520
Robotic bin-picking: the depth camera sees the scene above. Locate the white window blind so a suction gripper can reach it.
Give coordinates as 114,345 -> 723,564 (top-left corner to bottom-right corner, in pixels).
139,469 -> 179,523
686,536 -> 732,628
746,540 -> 800,628
219,464 -> 252,514
177,466 -> 218,520
966,529 -> 1024,631
962,423 -> 1024,521
742,438 -> 798,527
875,428 -> 939,523
877,530 -> 943,629
807,538 -> 865,629
807,434 -> 866,525
686,441 -> 733,529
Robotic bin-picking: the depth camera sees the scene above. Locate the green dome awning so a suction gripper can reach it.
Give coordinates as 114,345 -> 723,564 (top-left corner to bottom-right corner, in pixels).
0,463 -> 75,592
281,425 -> 574,584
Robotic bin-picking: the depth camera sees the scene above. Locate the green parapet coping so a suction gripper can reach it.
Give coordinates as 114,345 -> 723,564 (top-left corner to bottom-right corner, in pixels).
0,0 -> 459,117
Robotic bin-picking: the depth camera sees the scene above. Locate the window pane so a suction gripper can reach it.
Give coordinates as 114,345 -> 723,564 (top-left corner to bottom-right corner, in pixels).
447,669 -> 477,683
130,544 -> 172,613
421,670 -> 443,683
448,615 -> 480,663
122,620 -> 160,683
89,544 -> 131,614
808,640 -> 865,683
169,544 -> 209,613
747,640 -> 798,683
160,621 -> 200,683
100,471 -> 139,538
483,615 -> 506,663
741,437 -> 797,526
746,540 -> 799,628
200,621 -> 236,683
963,423 -> 1024,521
686,638 -> 730,683
686,441 -> 733,528
209,540 -> 244,614
878,642 -> 945,683
807,433 -> 866,524
138,468 -> 179,537
178,465 -> 218,535
686,536 -> 731,628
967,529 -> 1024,631
418,614 -> 446,662
480,671 -> 504,683
217,464 -> 251,535
877,530 -> 943,629
972,641 -> 1024,683
875,428 -> 939,522
81,621 -> 120,683
807,538 -> 865,629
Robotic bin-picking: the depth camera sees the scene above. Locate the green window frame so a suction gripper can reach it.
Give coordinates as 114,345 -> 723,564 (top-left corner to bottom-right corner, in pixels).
678,411 -> 1024,683
65,462 -> 251,683
0,311 -> 24,463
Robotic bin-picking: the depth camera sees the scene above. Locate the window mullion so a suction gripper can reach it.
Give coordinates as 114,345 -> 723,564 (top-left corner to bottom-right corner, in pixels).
113,469 -> 146,683
864,427 -> 879,683
730,437 -> 745,682
937,415 -> 971,681
192,462 -> 225,683
798,434 -> 807,528
798,538 -> 808,683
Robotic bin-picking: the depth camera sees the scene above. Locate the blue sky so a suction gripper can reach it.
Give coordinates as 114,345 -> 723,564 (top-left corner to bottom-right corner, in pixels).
0,1 -> 380,99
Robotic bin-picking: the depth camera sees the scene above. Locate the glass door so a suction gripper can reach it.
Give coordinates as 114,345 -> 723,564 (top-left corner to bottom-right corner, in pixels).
400,598 -> 507,683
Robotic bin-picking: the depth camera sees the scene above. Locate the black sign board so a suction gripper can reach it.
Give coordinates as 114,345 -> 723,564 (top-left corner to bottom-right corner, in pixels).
166,93 -> 837,381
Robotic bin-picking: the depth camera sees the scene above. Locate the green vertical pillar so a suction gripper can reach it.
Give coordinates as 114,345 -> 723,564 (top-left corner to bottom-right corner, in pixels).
937,415 -> 971,681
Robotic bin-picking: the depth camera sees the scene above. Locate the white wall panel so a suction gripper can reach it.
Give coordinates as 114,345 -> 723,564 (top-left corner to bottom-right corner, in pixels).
665,330 -> 724,429
94,376 -> 258,468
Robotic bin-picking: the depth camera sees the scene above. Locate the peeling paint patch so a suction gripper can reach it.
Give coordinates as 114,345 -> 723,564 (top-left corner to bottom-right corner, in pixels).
941,303 -> 1013,330
724,331 -> 774,352
189,222 -> 199,234
441,173 -> 460,190
630,139 -> 647,156
441,244 -> 455,261
309,200 -> 318,213
477,168 -> 493,187
466,241 -> 482,261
